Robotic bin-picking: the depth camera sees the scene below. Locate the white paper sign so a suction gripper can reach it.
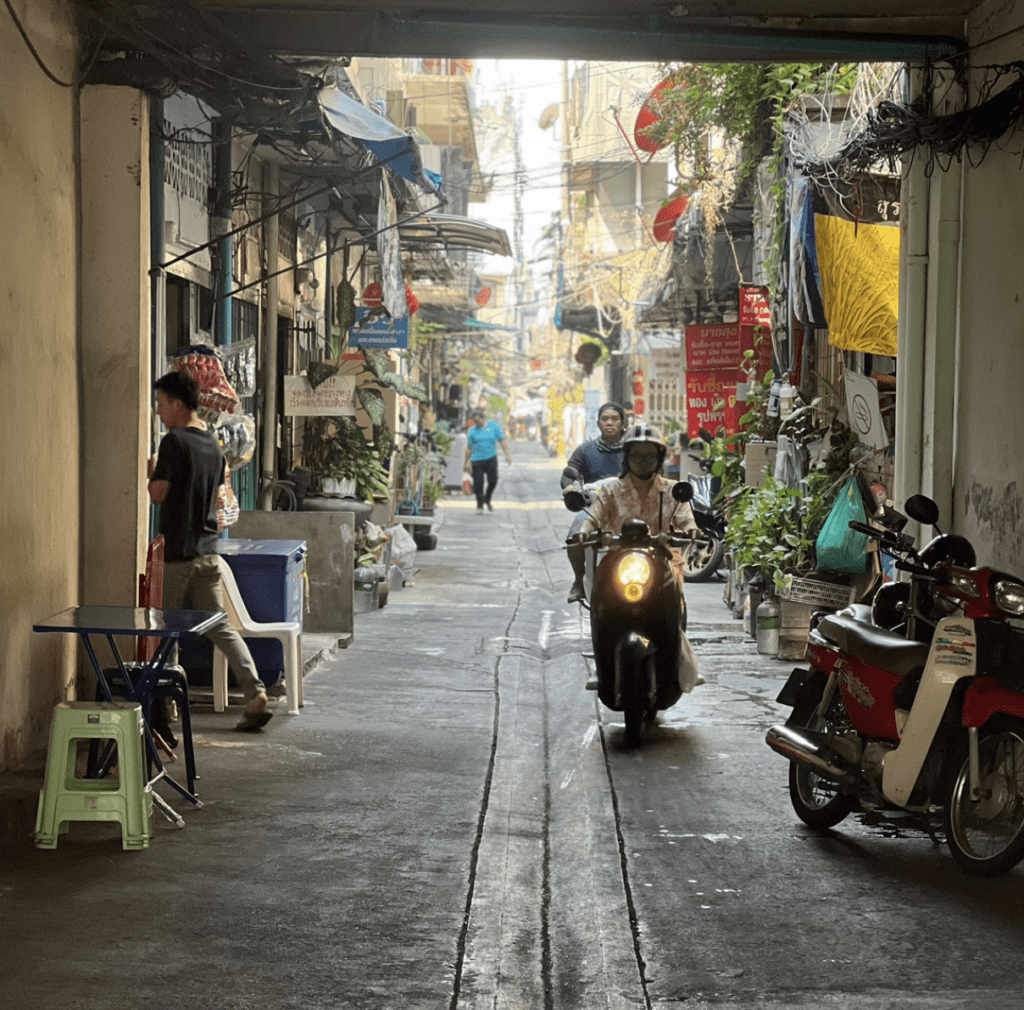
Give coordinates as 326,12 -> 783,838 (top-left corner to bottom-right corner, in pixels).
844,372 -> 888,450
651,346 -> 684,382
284,375 -> 356,416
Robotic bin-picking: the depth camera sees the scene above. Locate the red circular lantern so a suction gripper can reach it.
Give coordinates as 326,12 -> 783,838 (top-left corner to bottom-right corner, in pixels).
653,195 -> 689,243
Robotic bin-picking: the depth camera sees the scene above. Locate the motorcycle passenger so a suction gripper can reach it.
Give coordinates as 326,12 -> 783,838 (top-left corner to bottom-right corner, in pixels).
577,423 -> 698,588
562,401 -> 627,603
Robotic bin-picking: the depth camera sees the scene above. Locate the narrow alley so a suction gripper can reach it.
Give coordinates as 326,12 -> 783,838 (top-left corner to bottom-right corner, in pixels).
3,443 -> 1024,1010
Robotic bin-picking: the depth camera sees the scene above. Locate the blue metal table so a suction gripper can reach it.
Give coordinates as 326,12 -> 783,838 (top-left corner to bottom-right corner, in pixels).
33,606 -> 223,827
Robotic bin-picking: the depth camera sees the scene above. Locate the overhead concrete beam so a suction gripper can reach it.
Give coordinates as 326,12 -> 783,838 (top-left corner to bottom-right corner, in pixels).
204,10 -> 962,62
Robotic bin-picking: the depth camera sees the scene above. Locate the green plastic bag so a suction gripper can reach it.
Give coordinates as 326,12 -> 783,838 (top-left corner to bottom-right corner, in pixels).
815,476 -> 869,573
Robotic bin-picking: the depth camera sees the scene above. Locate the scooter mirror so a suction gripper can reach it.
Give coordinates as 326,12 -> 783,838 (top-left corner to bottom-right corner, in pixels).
699,427 -> 714,444
562,465 -> 581,482
904,494 -> 940,528
564,490 -> 587,513
672,481 -> 694,504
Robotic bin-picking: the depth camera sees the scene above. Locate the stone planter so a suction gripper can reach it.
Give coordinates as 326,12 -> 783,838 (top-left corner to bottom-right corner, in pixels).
777,600 -> 815,660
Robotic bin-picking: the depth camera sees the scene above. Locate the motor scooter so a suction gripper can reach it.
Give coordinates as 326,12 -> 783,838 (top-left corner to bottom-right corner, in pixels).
766,493 -> 1024,875
563,468 -> 697,747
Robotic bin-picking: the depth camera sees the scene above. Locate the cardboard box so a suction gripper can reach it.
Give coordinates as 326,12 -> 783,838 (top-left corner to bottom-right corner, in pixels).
744,440 -> 778,487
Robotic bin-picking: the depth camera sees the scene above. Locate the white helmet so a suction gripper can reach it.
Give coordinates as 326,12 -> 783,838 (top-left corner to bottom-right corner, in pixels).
621,423 -> 667,475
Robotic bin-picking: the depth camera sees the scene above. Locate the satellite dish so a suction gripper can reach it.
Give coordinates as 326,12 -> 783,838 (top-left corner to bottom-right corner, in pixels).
538,103 -> 559,130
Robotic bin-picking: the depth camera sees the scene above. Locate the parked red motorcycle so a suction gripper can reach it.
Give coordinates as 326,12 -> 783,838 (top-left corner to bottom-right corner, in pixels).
766,494 -> 1024,875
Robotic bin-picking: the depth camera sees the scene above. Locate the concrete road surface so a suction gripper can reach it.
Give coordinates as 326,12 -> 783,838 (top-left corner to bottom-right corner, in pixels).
2,440 -> 1023,1009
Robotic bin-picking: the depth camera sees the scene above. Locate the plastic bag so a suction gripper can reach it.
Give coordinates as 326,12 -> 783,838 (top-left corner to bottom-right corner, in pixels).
462,470 -> 473,496
815,476 -> 869,573
171,345 -> 240,414
678,632 -> 701,693
216,465 -> 240,531
386,524 -> 417,579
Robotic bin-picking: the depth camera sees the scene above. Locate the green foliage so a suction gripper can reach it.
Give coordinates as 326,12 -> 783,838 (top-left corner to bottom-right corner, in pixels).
726,472 -> 836,587
421,479 -> 445,509
304,415 -> 390,502
433,427 -> 455,459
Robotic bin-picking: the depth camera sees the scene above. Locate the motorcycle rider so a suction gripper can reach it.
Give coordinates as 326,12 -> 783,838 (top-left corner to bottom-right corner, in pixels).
575,423 -> 702,691
561,401 -> 627,603
576,423 -> 699,587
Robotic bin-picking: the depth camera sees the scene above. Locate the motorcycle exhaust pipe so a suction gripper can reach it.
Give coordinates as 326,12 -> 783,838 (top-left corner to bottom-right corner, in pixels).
765,725 -> 856,785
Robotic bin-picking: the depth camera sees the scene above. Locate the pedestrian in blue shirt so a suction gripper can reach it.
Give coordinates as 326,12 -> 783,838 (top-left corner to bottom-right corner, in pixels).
463,410 -> 512,513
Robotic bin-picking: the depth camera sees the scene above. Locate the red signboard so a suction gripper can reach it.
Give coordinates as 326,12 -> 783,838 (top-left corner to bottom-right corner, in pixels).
685,370 -> 743,439
685,323 -> 742,372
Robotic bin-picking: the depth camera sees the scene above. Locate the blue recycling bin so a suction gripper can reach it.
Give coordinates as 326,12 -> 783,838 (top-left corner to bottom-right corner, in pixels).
178,539 -> 306,691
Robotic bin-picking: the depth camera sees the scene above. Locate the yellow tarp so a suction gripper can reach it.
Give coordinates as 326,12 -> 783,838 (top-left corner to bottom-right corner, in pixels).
815,214 -> 900,356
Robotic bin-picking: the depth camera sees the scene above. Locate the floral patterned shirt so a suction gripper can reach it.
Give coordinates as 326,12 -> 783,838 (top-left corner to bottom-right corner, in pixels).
586,475 -> 698,582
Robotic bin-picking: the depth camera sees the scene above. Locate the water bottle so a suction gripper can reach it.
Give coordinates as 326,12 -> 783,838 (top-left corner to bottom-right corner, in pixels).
767,377 -> 781,418
779,375 -> 795,419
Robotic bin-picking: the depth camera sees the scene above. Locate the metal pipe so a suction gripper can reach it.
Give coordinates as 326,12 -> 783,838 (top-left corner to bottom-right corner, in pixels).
765,724 -> 856,784
924,72 -> 964,524
260,161 -> 280,508
894,66 -> 929,526
213,117 -> 233,346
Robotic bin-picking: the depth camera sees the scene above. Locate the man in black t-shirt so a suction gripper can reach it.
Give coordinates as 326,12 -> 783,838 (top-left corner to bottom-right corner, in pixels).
148,371 -> 271,731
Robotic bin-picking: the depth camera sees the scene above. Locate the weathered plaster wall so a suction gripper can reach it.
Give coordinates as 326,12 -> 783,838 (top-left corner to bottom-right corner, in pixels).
79,87 -> 151,613
956,0 -> 1024,571
0,0 -> 80,771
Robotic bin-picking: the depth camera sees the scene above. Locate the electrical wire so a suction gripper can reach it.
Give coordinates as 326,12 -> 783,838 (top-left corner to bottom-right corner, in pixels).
4,0 -> 72,86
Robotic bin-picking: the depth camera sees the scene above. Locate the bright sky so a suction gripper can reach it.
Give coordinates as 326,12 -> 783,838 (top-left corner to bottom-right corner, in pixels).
469,59 -> 567,284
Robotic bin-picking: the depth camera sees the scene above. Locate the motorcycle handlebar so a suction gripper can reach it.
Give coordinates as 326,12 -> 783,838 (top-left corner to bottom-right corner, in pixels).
893,558 -> 940,581
569,530 -> 693,550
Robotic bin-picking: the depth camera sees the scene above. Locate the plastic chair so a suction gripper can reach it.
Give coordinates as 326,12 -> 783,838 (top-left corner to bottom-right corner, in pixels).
212,557 -> 302,715
35,701 -> 153,850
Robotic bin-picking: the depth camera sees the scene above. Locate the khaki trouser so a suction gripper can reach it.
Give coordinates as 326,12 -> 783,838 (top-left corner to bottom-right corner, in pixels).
162,556 -> 266,703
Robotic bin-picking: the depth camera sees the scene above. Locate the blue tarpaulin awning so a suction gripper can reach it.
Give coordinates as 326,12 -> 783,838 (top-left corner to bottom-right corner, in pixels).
318,86 -> 443,197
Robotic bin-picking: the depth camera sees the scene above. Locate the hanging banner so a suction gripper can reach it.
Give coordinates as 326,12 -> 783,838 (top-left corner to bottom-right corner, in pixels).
284,375 -> 356,416
686,370 -> 742,439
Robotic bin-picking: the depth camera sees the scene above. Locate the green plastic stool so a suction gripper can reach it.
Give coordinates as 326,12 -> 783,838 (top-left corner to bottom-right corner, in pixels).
35,701 -> 153,850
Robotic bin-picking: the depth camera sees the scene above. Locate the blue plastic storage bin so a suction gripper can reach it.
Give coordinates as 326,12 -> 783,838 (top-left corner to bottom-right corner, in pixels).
178,539 -> 306,690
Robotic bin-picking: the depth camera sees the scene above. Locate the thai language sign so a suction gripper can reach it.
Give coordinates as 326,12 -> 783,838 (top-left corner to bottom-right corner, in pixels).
348,307 -> 410,350
651,345 -> 684,383
283,375 -> 356,416
685,324 -> 742,372
685,370 -> 742,440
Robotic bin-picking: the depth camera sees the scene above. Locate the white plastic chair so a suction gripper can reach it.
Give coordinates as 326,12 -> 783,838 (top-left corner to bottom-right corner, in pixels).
212,558 -> 303,716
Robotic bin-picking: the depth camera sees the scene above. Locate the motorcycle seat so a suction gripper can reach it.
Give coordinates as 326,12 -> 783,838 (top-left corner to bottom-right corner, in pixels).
816,613 -> 931,677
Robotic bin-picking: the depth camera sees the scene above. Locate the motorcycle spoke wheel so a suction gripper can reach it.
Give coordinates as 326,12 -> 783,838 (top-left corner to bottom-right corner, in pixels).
786,679 -> 856,829
788,762 -> 856,829
945,729 -> 1024,876
682,536 -> 724,583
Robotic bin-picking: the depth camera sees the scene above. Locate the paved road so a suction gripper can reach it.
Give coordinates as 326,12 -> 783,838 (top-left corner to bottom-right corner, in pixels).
3,439 -> 1023,1010
415,442 -> 1024,1010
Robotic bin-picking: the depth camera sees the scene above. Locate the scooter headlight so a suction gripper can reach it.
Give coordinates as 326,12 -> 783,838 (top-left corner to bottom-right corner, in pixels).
617,553 -> 652,603
944,568 -> 981,598
993,577 -> 1024,617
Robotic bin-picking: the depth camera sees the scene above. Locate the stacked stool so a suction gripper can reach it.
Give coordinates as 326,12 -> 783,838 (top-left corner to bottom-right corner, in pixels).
35,701 -> 153,850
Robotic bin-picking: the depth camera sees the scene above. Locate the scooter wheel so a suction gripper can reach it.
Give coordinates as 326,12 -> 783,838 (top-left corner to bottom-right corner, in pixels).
683,535 -> 725,583
944,725 -> 1024,876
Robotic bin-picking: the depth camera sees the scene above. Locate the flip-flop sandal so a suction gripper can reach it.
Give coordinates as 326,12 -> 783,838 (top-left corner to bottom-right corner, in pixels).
235,709 -> 273,732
